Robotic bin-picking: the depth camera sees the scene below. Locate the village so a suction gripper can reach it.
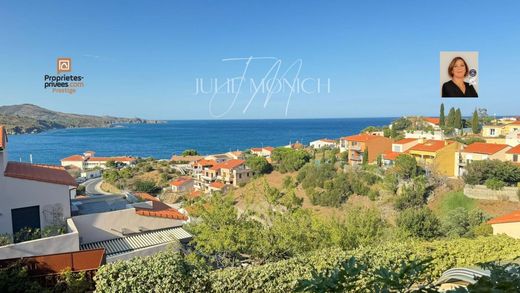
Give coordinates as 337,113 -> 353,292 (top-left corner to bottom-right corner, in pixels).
0,107 -> 520,290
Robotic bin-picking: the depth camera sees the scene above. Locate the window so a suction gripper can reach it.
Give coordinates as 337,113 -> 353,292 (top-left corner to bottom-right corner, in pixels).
490,129 -> 496,136
514,154 -> 519,162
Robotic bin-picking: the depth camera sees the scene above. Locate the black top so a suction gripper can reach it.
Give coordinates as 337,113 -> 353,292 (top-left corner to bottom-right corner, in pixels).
442,80 -> 478,97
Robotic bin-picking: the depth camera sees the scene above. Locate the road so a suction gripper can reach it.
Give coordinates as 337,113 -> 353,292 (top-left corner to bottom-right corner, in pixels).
82,178 -> 118,195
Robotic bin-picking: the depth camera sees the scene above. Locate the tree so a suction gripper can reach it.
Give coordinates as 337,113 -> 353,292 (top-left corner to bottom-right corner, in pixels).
454,108 -> 462,129
271,148 -> 311,173
472,109 -> 480,134
394,154 -> 418,179
362,148 -> 369,165
439,103 -> 445,127
447,107 -> 455,127
246,156 -> 273,175
391,118 -> 412,131
396,207 -> 441,239
105,160 -> 117,169
182,149 -> 199,156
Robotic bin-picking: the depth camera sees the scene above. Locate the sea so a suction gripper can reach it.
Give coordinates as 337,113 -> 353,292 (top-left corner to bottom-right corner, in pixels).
8,118 -> 395,165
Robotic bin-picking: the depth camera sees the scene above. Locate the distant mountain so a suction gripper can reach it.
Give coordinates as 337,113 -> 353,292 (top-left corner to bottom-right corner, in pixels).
0,104 -> 164,134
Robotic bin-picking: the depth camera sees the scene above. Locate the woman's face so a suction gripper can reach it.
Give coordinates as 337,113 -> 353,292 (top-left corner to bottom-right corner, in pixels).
452,59 -> 466,79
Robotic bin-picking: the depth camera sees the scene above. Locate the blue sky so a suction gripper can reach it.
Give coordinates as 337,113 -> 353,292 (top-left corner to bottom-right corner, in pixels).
0,0 -> 519,120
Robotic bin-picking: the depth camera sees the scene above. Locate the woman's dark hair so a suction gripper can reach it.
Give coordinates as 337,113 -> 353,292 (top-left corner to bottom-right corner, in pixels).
448,56 -> 469,77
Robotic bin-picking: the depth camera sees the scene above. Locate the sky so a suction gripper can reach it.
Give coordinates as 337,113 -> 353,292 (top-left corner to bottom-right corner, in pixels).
0,0 -> 519,120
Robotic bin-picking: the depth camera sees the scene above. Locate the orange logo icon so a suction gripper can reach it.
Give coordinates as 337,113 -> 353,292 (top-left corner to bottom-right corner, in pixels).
57,58 -> 72,73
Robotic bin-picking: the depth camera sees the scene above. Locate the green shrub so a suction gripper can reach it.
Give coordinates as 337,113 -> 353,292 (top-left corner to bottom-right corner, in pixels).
94,250 -> 210,292
464,160 -> 520,186
485,178 -> 506,190
396,207 -> 441,240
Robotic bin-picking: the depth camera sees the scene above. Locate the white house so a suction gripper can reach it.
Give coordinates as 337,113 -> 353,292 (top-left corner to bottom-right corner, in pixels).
309,139 -> 337,149
61,151 -> 136,170
0,126 -> 77,236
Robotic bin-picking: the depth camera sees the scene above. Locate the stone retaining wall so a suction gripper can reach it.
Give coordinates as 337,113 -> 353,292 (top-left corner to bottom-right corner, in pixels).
464,185 -> 519,202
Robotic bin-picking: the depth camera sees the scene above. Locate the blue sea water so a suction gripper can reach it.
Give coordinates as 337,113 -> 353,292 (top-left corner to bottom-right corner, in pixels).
7,118 -> 395,165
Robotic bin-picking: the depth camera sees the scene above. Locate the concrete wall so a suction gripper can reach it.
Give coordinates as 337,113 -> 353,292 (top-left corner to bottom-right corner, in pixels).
0,172 -> 72,235
0,218 -> 79,259
464,185 -> 519,202
492,222 -> 520,238
72,208 -> 184,244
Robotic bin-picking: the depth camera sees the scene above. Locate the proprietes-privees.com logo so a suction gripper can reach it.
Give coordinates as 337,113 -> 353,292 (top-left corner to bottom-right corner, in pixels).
43,58 -> 85,94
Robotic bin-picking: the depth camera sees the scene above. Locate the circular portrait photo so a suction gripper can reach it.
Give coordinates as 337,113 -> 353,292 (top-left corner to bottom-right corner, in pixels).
440,51 -> 478,98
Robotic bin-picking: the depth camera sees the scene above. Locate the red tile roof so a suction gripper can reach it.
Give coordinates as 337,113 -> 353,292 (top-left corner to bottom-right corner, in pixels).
192,159 -> 217,167
209,181 -> 225,189
61,155 -> 86,161
4,162 -> 78,186
510,121 -> 520,125
170,176 -> 193,187
394,138 -> 417,144
408,140 -> 453,153
423,117 -> 440,125
382,151 -> 400,161
342,133 -> 383,142
488,210 -> 520,224
88,156 -> 135,162
250,147 -> 263,152
507,145 -> 520,155
60,155 -> 135,162
188,190 -> 202,199
462,142 -> 510,155
133,192 -> 188,220
0,126 -> 7,150
210,159 -> 245,171
263,146 -> 275,152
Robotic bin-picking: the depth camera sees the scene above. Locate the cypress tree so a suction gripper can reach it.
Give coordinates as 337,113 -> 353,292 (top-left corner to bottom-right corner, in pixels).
472,109 -> 480,134
454,108 -> 462,129
440,103 -> 445,127
447,107 -> 455,127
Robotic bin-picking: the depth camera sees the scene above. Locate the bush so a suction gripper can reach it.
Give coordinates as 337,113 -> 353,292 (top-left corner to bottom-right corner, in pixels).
485,178 -> 506,190
182,149 -> 199,156
396,207 -> 441,240
94,249 -> 210,292
271,148 -> 311,173
463,160 -> 520,186
133,180 -> 160,193
246,156 -> 273,175
441,207 -> 489,238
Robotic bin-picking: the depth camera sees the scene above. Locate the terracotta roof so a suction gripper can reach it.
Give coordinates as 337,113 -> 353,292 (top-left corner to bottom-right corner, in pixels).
209,181 -> 225,189
134,192 -> 160,202
507,145 -> 520,155
88,156 -> 135,162
188,190 -> 202,199
394,138 -> 417,144
192,159 -> 217,167
423,117 -> 440,125
250,147 -> 262,152
462,142 -> 510,155
263,146 -> 275,152
170,176 -> 193,187
210,159 -> 245,171
382,151 -> 400,161
341,133 -> 384,142
408,140 -> 453,153
61,155 -> 86,161
0,126 -> 7,150
488,210 -> 520,225
510,121 -> 520,125
4,162 -> 78,186
60,155 -> 135,162
133,192 -> 188,220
